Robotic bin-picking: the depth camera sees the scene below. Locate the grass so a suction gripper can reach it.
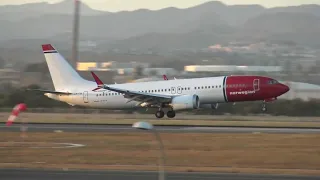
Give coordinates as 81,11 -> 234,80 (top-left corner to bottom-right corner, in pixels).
0,113 -> 320,128
1,132 -> 320,176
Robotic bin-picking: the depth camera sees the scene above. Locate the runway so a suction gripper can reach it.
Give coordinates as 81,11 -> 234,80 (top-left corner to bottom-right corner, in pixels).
1,169 -> 319,180
1,123 -> 320,134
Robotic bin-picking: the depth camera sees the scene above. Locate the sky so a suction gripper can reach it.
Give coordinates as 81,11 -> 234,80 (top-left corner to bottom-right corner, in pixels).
1,0 -> 320,12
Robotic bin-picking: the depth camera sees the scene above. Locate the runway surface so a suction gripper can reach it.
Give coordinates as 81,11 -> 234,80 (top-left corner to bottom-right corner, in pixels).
1,169 -> 319,180
1,123 -> 320,134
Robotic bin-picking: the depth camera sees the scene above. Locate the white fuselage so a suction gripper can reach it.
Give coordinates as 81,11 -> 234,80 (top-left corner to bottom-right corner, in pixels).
48,76 -> 227,109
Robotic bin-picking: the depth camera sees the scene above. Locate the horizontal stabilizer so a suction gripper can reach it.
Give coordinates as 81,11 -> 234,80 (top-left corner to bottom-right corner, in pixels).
26,89 -> 72,95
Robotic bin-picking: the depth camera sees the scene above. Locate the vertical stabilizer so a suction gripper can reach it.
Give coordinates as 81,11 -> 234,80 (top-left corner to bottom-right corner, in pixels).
42,44 -> 86,91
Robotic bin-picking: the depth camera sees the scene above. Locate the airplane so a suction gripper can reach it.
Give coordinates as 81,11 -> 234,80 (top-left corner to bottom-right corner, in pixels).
28,44 -> 290,119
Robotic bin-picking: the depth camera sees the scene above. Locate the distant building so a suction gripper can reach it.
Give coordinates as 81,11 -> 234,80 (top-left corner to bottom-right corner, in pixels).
184,65 -> 283,73
0,68 -> 21,86
77,61 -> 149,71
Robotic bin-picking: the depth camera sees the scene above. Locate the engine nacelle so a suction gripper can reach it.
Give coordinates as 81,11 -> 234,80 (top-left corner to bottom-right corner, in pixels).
170,95 -> 200,111
199,103 -> 219,110
44,93 -> 60,101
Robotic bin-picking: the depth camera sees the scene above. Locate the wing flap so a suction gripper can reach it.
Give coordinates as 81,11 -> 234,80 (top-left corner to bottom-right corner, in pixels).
90,71 -> 173,105
104,86 -> 172,103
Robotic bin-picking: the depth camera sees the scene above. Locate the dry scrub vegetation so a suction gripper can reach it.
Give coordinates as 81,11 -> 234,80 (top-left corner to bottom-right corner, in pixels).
1,132 -> 320,175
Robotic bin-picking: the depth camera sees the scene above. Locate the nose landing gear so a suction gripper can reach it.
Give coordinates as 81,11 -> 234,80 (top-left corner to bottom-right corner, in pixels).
262,103 -> 267,112
261,97 -> 277,112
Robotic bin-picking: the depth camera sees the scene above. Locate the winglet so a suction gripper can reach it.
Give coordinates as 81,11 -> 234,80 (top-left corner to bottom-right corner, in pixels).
163,75 -> 168,80
42,44 -> 57,53
91,72 -> 104,91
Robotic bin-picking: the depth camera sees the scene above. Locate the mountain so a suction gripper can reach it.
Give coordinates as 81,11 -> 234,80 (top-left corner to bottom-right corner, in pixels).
0,1 -> 234,41
103,31 -> 230,51
1,1 -> 320,49
238,12 -> 320,46
0,0 -> 105,21
243,12 -> 320,34
186,1 -> 265,26
267,4 -> 320,17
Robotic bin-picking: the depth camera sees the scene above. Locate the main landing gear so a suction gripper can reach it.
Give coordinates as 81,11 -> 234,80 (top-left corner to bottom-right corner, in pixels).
155,110 -> 176,118
166,110 -> 176,118
155,110 -> 165,118
155,108 -> 176,119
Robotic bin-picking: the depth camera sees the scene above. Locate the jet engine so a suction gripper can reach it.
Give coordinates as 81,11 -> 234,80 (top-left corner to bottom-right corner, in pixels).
199,103 -> 219,110
170,95 -> 200,111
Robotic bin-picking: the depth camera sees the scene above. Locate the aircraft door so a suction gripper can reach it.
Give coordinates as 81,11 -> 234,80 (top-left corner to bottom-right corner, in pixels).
83,91 -> 89,103
253,79 -> 260,91
171,87 -> 176,94
177,86 -> 182,94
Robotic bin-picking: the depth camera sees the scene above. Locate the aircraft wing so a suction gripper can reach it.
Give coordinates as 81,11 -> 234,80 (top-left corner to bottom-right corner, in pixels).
91,72 -> 173,106
26,89 -> 72,95
103,85 -> 172,104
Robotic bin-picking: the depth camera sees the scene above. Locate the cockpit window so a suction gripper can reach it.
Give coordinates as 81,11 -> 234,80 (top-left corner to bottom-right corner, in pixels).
268,79 -> 278,84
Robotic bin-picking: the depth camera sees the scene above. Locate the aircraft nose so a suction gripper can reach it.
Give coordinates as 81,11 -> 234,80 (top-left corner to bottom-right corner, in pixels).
280,83 -> 290,94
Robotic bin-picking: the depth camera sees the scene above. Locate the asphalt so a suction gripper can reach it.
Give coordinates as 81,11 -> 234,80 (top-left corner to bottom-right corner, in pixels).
1,123 -> 320,134
1,169 -> 319,180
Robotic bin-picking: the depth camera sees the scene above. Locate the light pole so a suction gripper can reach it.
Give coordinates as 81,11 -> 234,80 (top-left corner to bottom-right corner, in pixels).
132,121 -> 166,180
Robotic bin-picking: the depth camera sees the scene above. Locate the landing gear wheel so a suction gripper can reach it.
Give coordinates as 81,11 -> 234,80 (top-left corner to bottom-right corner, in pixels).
262,104 -> 267,112
166,110 -> 176,118
155,111 -> 165,118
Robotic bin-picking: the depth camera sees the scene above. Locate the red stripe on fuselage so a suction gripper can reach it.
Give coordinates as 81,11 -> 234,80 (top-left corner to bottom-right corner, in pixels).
225,76 -> 282,102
